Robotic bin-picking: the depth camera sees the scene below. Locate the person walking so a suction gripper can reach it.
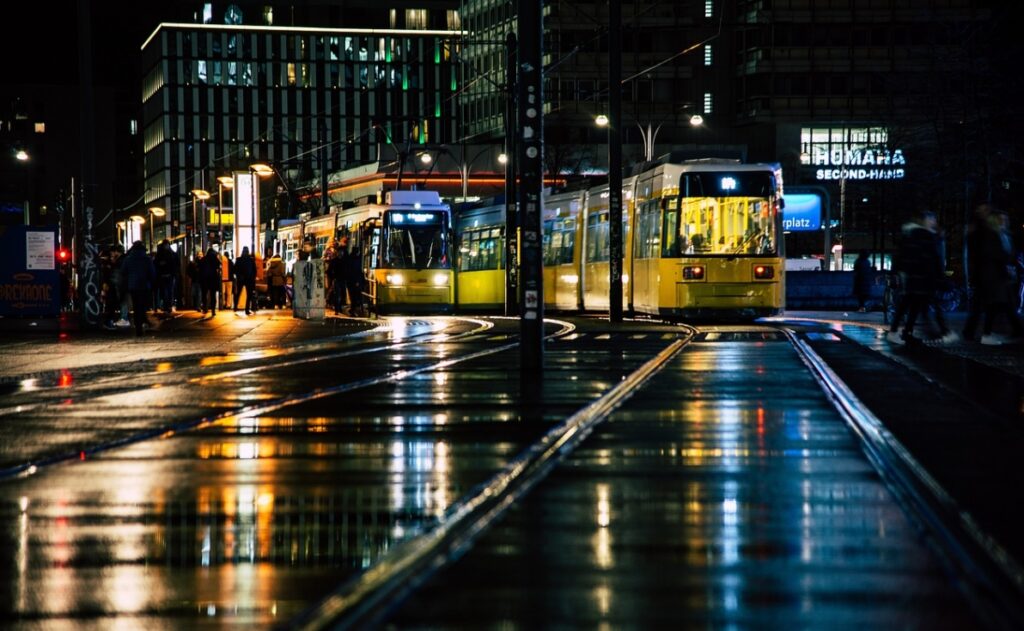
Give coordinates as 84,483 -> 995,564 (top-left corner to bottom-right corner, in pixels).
221,249 -> 234,310
962,205 -> 1024,344
341,235 -> 364,316
852,250 -> 874,312
121,240 -> 156,336
886,210 -> 956,345
265,250 -> 287,309
199,246 -> 223,316
153,240 -> 180,314
186,253 -> 203,311
234,246 -> 257,315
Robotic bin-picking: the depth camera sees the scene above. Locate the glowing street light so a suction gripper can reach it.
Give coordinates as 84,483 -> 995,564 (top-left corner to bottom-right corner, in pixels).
15,149 -> 29,161
147,206 -> 166,250
190,189 -> 211,256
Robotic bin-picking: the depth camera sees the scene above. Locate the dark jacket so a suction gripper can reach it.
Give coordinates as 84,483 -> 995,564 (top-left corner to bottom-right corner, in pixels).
235,252 -> 257,283
122,243 -> 156,292
968,220 -> 1015,305
894,222 -> 943,296
853,255 -> 874,296
154,245 -> 180,279
199,249 -> 222,290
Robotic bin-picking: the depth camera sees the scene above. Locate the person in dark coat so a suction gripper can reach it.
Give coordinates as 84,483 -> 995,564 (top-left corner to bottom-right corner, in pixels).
199,246 -> 223,316
153,239 -> 180,314
962,205 -> 1024,344
886,210 -> 955,344
340,235 -> 364,316
233,246 -> 258,314
121,240 -> 156,335
852,251 -> 874,312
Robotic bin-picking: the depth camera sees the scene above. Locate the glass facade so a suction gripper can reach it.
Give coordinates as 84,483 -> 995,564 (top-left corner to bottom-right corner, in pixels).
140,24 -> 460,240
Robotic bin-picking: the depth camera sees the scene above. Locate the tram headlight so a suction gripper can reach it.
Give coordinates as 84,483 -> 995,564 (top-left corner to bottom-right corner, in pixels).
432,273 -> 449,286
682,266 -> 705,281
386,273 -> 404,285
753,264 -> 775,280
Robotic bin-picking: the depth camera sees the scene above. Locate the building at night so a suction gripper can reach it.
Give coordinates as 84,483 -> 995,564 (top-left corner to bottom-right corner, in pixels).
139,5 -> 462,254
458,0 -> 1016,269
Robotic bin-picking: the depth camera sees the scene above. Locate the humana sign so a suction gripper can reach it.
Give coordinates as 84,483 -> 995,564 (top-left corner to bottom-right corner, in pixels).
811,146 -> 906,181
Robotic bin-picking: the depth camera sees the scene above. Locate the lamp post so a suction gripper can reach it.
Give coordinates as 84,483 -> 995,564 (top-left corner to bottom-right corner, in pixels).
129,214 -> 146,248
190,189 -> 211,259
147,206 -> 166,251
249,164 -> 276,257
216,176 -> 233,249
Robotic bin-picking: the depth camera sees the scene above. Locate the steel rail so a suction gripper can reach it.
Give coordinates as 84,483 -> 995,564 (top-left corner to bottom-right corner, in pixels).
0,319 -> 576,481
786,328 -> 1024,631
287,328 -> 694,631
0,317 -> 495,416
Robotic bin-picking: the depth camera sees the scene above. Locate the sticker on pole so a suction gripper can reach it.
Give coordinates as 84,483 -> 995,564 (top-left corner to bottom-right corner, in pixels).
524,290 -> 538,309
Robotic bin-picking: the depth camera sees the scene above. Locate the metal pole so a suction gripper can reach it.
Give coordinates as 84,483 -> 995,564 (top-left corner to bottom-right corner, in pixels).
608,0 -> 623,322
504,31 -> 518,317
517,0 -> 544,369
217,183 -> 224,247
320,122 -> 329,216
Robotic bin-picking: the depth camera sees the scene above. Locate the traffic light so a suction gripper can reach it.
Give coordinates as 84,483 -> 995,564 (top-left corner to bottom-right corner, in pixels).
56,248 -> 71,264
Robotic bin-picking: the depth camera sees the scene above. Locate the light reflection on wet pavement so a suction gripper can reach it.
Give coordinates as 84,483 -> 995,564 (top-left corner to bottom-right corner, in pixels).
0,317 -> 677,628
384,335 -> 979,628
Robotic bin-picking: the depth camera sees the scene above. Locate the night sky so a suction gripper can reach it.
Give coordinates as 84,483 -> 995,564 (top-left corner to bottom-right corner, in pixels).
0,1 -> 184,88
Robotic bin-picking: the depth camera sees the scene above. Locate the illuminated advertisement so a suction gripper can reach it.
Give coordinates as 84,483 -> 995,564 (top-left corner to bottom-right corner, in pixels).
781,193 -> 822,232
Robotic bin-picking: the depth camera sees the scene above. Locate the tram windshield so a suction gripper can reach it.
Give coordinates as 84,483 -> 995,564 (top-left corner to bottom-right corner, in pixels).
662,171 -> 779,257
382,210 -> 450,269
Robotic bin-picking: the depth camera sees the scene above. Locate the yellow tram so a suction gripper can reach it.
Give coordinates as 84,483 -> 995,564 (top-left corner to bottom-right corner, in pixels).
269,190 -> 455,314
454,158 -> 785,319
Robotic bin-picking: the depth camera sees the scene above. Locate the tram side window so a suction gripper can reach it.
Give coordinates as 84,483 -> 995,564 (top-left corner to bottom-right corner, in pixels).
586,212 -> 609,262
633,200 -> 660,259
544,218 -> 576,265
662,199 -> 681,257
459,227 -> 500,271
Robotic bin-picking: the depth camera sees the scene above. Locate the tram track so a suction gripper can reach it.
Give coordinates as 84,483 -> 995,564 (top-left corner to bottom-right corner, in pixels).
0,317 -> 574,480
0,317 -> 494,417
290,322 -> 1022,630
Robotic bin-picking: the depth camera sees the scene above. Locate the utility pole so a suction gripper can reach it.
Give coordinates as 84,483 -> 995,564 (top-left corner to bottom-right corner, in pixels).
517,0 -> 544,370
608,0 -> 623,322
76,0 -> 101,328
319,122 -> 329,216
504,31 -> 519,317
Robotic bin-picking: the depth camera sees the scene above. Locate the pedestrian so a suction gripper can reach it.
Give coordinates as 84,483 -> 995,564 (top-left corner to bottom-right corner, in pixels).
153,239 -> 180,314
341,235 -> 365,316
962,205 -> 1024,344
886,210 -> 957,345
234,246 -> 257,314
221,249 -> 234,309
187,253 -> 203,311
327,237 -> 346,313
121,240 -> 156,336
265,250 -> 287,309
199,246 -> 222,316
852,250 -> 874,312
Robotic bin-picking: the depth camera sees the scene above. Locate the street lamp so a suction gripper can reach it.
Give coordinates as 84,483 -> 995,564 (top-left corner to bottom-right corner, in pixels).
190,189 -> 211,258
129,215 -> 145,249
147,206 -> 166,251
15,149 -> 29,161
216,176 -> 233,249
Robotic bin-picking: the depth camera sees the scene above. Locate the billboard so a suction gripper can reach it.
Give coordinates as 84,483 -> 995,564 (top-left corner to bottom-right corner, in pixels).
0,226 -> 60,316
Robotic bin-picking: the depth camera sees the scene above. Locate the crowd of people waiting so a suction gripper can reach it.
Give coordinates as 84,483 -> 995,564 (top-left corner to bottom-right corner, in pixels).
97,233 -> 366,335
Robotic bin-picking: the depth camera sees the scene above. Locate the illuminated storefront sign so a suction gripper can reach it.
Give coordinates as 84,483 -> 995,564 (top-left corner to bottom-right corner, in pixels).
802,126 -> 907,181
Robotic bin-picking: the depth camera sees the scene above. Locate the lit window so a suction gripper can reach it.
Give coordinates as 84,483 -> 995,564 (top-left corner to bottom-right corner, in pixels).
201,3 -> 212,24
704,92 -> 713,114
129,119 -> 137,136
704,45 -> 712,66
705,0 -> 713,17
34,122 -> 45,133
263,7 -> 273,25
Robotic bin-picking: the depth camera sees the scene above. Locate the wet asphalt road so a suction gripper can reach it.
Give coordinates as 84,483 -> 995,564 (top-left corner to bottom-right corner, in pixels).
0,316 -> 1019,628
0,316 -> 684,628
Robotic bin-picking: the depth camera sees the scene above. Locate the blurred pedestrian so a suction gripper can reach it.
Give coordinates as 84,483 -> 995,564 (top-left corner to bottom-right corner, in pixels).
186,253 -> 203,311
265,250 -> 287,309
234,246 -> 257,315
122,240 -> 156,336
153,239 -> 180,314
341,235 -> 364,316
962,205 -> 1024,344
221,249 -> 234,309
852,250 -> 875,312
199,246 -> 222,316
886,210 -> 956,345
